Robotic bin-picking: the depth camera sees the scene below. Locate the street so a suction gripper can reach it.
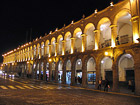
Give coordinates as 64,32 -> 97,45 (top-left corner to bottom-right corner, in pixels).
0,75 -> 140,105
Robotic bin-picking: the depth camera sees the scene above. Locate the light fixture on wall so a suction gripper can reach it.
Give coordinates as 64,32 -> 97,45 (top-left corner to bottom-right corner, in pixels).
110,2 -> 114,6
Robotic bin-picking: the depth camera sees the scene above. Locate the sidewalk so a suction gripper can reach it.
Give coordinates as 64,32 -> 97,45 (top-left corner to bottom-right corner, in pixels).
18,77 -> 139,97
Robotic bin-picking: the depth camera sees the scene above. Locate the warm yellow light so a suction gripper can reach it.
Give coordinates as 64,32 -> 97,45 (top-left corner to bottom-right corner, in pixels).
49,58 -> 52,62
111,39 -> 116,47
130,0 -> 133,2
71,48 -> 73,54
62,51 -> 64,55
95,9 -> 97,14
133,34 -> 139,43
27,61 -> 29,64
95,43 -> 98,50
110,2 -> 113,6
105,52 -> 108,56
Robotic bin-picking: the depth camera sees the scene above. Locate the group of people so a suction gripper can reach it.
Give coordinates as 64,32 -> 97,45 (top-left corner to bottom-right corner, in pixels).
98,78 -> 110,92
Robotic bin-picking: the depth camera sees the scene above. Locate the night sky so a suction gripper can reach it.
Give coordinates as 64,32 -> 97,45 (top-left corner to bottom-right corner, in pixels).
0,0 -> 120,62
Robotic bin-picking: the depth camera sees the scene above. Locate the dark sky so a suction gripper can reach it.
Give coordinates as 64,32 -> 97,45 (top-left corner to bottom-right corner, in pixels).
0,0 -> 119,62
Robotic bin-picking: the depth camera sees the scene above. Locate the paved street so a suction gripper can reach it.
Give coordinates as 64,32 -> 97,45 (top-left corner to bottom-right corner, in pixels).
0,75 -> 140,105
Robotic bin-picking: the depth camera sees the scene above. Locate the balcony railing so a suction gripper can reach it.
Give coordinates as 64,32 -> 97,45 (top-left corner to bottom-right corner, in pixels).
100,39 -> 111,48
86,45 -> 94,51
120,35 -> 133,44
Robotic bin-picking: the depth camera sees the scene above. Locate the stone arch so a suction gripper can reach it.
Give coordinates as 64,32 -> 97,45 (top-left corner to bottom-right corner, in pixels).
33,45 -> 36,57
64,31 -> 72,54
84,55 -> 96,85
37,43 -> 41,59
97,17 -> 112,48
30,46 -> 33,60
100,56 -> 113,81
51,37 -> 56,56
54,60 -> 63,83
65,59 -> 72,84
73,27 -> 83,52
45,40 -> 50,55
41,42 -> 44,56
27,47 -> 30,60
84,23 -> 95,50
113,9 -> 133,44
57,35 -> 63,55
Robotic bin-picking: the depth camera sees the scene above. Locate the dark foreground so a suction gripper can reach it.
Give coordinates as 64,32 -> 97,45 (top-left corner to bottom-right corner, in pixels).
0,75 -> 139,105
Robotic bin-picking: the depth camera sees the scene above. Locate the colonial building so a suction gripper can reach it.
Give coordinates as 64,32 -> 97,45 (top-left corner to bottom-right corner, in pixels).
2,0 -> 140,95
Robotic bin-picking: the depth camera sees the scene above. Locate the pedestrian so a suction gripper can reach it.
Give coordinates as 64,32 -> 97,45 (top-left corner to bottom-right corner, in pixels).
128,80 -> 132,89
104,79 -> 110,92
98,79 -> 102,90
131,80 -> 135,92
78,76 -> 80,84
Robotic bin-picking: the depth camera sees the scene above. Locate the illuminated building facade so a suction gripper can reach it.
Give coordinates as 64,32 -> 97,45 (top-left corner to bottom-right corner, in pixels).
2,0 -> 140,95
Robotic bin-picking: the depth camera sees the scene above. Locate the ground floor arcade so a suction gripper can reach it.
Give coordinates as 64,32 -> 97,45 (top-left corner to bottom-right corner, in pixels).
3,44 -> 140,95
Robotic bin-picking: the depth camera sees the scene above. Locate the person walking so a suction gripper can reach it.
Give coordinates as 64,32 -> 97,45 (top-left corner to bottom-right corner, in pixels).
98,79 -> 102,90
104,79 -> 109,92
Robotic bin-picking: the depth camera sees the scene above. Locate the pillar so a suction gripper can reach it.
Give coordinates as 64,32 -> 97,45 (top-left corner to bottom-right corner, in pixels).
35,63 -> 38,79
54,62 -> 58,83
131,16 -> 140,43
94,30 -> 99,50
82,61 -> 87,88
110,25 -> 117,47
39,62 -> 41,80
49,45 -> 51,57
129,0 -> 140,43
55,43 -> 58,56
130,0 -> 140,43
62,61 -> 66,84
71,38 -> 75,54
43,61 -> 46,81
81,34 -> 86,52
31,63 -> 35,79
71,60 -> 75,86
112,62 -> 119,92
134,48 -> 140,95
49,62 -> 52,81
62,40 -> 65,55
95,61 -> 101,89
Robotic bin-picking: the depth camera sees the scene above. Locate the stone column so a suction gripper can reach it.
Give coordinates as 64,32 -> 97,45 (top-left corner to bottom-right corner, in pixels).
34,63 -> 37,79
49,45 -> 51,57
55,43 -> 58,56
94,30 -> 99,50
39,62 -> 41,80
54,62 -> 58,83
62,40 -> 65,55
31,63 -> 35,79
43,61 -> 46,81
82,61 -> 87,88
134,48 -> 140,95
62,61 -> 66,84
131,16 -> 140,43
129,0 -> 140,42
81,34 -> 86,52
95,61 -> 101,89
71,60 -> 75,86
70,38 -> 75,54
110,25 -> 117,47
112,62 -> 119,92
49,62 -> 52,81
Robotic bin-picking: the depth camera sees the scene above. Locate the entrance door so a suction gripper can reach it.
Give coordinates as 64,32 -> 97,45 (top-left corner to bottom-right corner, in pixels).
88,72 -> 96,85
105,71 -> 113,83
126,70 -> 134,81
66,71 -> 71,84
